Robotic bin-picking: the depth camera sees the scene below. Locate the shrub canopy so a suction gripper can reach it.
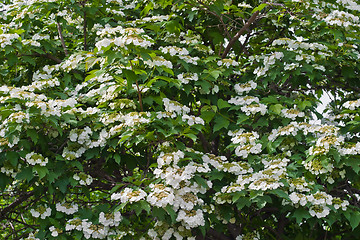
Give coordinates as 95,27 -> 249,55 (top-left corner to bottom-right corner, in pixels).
0,0 -> 360,239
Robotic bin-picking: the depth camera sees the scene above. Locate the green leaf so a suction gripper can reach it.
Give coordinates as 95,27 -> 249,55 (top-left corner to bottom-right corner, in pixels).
26,129 -> 38,144
33,165 -> 49,179
213,116 -> 230,132
16,167 -> 34,182
293,208 -> 311,224
6,152 -> 19,167
218,99 -> 231,109
252,3 -> 267,13
269,104 -> 283,114
346,211 -> 360,230
165,205 -> 177,224
345,158 -> 360,174
200,110 -> 216,123
232,191 -> 245,203
140,200 -> 151,214
236,198 -> 250,209
193,175 -> 208,189
0,173 -> 11,190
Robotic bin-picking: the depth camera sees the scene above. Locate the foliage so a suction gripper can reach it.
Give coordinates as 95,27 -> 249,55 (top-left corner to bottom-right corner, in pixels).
0,0 -> 360,239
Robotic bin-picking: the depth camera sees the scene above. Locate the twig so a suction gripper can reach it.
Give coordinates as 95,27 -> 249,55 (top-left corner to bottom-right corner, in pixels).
57,21 -> 69,56
0,191 -> 34,218
83,8 -> 87,51
221,7 -> 263,59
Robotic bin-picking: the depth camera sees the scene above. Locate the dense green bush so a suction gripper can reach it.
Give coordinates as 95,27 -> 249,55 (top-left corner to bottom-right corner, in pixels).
0,0 -> 360,239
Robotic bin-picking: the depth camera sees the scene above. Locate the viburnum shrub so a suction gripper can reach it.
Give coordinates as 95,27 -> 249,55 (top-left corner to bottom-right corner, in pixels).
0,0 -> 360,239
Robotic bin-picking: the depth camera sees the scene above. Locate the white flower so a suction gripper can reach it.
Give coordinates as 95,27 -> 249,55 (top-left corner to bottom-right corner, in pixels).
30,205 -> 52,219
111,188 -> 147,203
99,211 -> 122,226
95,38 -> 112,50
176,209 -> 205,229
56,202 -> 78,215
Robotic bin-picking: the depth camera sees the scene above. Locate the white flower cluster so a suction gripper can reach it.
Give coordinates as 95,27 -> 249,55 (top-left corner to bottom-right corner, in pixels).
151,151 -> 212,229
0,33 -> 19,48
99,211 -> 122,227
66,212 -> 123,239
177,73 -> 198,84
145,221 -> 195,240
55,202 -> 78,215
234,80 -> 257,95
49,226 -> 62,237
111,187 -> 147,203
272,38 -> 328,51
281,108 -> 305,120
228,96 -> 259,106
162,98 -> 190,117
229,130 -> 262,158
217,58 -> 239,68
176,209 -> 205,229
337,0 -> 360,11
343,98 -> 360,110
69,127 -> 93,145
160,46 -> 189,56
241,103 -> 267,116
147,184 -> 175,208
73,172 -> 93,186
339,142 -> 360,155
303,156 -> 334,175
316,10 -> 360,28
236,232 -> 260,240
216,157 -> 289,203
182,114 -> 205,126
144,56 -> 173,69
22,232 -> 40,240
95,27 -> 153,51
132,15 -> 170,24
252,51 -> 284,77
25,152 -> 48,166
108,112 -> 151,135
268,122 -> 339,142
30,205 -> 52,219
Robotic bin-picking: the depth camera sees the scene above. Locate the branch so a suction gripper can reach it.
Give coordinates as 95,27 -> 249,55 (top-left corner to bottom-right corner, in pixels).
221,8 -> 262,59
83,8 -> 88,51
57,21 -> 69,56
206,228 -> 232,240
24,53 -> 62,64
0,191 -> 34,218
198,132 -> 211,153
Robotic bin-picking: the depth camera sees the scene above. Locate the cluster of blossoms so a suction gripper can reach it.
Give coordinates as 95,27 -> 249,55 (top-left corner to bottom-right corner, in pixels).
215,156 -> 289,203
144,221 -> 195,240
234,80 -> 257,95
343,98 -> 360,110
177,73 -> 198,84
251,51 -> 284,77
144,56 -> 173,69
314,10 -> 360,28
281,108 -> 305,120
95,27 -> 154,51
162,98 -> 190,117
111,187 -> 147,203
30,205 -> 52,219
229,79 -> 267,116
228,130 -> 262,158
55,202 -> 79,215
217,58 -> 239,68
287,190 -> 349,219
66,218 -> 110,239
73,172 -> 93,186
182,114 -> 205,126
25,152 -> 48,166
